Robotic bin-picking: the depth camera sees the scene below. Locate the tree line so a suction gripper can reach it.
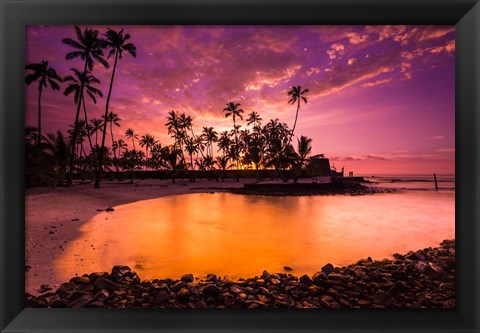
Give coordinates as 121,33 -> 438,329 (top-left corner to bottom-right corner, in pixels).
25,26 -> 314,188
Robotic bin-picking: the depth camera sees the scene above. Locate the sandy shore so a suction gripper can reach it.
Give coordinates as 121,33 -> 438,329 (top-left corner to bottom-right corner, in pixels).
25,178 -> 256,295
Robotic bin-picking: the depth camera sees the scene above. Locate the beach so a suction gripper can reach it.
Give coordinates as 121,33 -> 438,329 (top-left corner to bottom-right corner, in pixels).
25,178 -> 254,294
25,176 -> 454,300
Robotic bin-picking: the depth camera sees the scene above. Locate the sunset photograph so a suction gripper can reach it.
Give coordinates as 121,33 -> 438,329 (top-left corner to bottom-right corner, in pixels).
24,25 -> 455,308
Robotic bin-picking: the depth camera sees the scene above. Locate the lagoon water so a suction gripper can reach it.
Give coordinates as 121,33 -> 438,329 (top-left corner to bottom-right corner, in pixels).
56,175 -> 455,281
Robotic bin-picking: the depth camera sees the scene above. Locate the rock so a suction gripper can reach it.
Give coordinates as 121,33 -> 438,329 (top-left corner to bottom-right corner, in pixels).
92,289 -> 109,303
39,284 -> 53,293
203,285 -> 222,297
321,263 -> 335,274
88,272 -> 109,284
171,281 -> 187,292
357,299 -> 371,307
223,293 -> 235,307
154,290 -> 169,304
327,273 -> 344,281
229,285 -> 243,294
372,291 -> 393,306
391,270 -> 406,280
94,277 -> 121,292
299,274 -> 313,286
66,294 -> 93,308
88,301 -> 105,308
70,276 -> 90,285
405,252 -> 426,261
106,207 -> 115,212
392,253 -> 405,260
261,271 -> 271,279
181,274 -> 194,283
283,266 -> 293,271
177,288 -> 190,303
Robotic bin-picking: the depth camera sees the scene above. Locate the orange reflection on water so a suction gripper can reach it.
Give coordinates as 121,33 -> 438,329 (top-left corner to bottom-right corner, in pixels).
55,191 -> 454,281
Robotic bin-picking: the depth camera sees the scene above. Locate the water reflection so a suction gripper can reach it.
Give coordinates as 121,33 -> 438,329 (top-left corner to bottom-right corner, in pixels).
56,191 -> 454,280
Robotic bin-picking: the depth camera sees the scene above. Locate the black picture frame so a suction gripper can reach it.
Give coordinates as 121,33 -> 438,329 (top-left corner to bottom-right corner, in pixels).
1,0 -> 479,332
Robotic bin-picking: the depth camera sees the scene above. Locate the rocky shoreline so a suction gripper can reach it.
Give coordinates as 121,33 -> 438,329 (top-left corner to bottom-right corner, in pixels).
229,179 -> 393,196
25,240 -> 455,308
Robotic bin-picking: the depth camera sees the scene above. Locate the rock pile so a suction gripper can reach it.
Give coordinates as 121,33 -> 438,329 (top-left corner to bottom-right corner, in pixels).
25,240 -> 455,308
232,181 -> 392,196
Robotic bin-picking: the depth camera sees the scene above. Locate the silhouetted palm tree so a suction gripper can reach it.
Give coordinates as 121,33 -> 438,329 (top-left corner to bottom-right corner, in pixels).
25,60 -> 63,145
125,128 -> 138,151
223,102 -> 243,169
287,85 -> 309,147
201,126 -> 218,160
63,68 -> 103,171
63,25 -> 109,186
90,118 -> 103,146
97,28 -> 136,188
246,111 -> 262,129
216,155 -> 230,182
103,111 -> 121,174
139,133 -> 155,169
296,135 -> 313,168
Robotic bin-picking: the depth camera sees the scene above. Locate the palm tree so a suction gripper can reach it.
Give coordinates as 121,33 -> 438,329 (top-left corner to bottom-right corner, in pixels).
296,135 -> 313,168
97,28 -> 136,188
90,118 -> 103,146
115,139 -> 128,155
201,126 -> 218,160
223,102 -> 244,169
217,131 -> 232,157
216,155 -> 230,182
139,133 -> 155,169
103,111 -> 121,174
125,128 -> 138,151
287,85 -> 309,147
63,68 -> 103,163
165,110 -> 180,149
246,111 -> 262,129
25,60 -> 63,145
62,25 -> 109,186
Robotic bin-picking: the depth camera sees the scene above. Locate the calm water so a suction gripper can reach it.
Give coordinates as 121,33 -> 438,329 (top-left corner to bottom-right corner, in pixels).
56,177 -> 455,280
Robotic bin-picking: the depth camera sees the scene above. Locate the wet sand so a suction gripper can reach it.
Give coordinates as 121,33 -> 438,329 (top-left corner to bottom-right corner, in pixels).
25,178 -> 254,294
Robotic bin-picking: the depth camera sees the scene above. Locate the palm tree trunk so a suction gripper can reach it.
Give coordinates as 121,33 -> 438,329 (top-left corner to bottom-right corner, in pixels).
96,50 -> 119,188
287,99 -> 301,148
67,59 -> 88,186
110,122 -> 119,175
82,96 -> 97,166
37,86 -> 43,146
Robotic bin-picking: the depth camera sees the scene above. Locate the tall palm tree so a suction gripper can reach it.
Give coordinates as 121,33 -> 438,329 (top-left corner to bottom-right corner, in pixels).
165,110 -> 180,149
63,68 -> 103,170
125,128 -> 138,151
97,28 -> 136,188
103,111 -> 121,174
223,102 -> 244,169
287,85 -> 309,147
62,25 -> 109,186
25,60 -> 63,145
90,118 -> 103,146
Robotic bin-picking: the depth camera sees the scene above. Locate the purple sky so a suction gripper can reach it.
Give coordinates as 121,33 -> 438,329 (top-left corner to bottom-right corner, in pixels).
25,25 -> 455,174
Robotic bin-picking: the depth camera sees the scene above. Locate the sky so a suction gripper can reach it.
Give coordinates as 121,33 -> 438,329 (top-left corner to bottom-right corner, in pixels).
25,25 -> 455,175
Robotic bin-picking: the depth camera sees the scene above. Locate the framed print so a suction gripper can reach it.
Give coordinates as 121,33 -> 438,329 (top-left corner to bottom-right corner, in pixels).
1,0 -> 479,332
